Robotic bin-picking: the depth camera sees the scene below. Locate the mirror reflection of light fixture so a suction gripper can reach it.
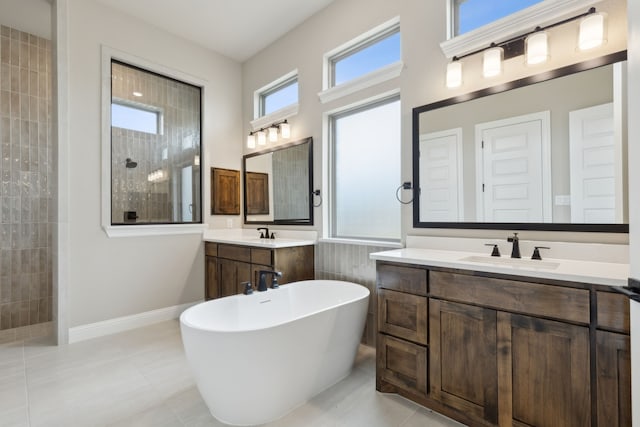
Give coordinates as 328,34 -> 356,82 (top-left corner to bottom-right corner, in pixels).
444,7 -> 605,88
525,31 -> 548,65
483,46 -> 503,78
446,60 -> 462,88
257,130 -> 267,146
579,12 -> 606,51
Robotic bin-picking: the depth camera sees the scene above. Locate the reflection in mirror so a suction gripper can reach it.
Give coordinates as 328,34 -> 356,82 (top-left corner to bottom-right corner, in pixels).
413,52 -> 628,232
243,137 -> 313,225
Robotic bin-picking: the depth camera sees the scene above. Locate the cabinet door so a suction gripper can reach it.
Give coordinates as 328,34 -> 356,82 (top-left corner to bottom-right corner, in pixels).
497,313 -> 590,427
218,258 -> 251,297
596,331 -> 631,427
205,256 -> 219,300
378,289 -> 427,345
377,333 -> 427,397
429,299 -> 498,424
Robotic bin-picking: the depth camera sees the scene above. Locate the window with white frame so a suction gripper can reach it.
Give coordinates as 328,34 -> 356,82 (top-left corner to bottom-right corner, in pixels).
257,73 -> 298,118
328,23 -> 401,88
330,95 -> 401,242
452,0 -> 544,36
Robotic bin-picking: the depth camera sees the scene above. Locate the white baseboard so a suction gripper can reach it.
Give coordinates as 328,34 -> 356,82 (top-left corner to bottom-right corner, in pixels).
68,301 -> 201,344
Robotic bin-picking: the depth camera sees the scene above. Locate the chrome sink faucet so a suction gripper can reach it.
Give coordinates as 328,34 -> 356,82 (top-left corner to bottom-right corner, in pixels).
507,233 -> 521,258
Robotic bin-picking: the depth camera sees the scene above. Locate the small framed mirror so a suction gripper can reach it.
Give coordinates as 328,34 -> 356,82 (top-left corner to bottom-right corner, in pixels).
243,137 -> 313,225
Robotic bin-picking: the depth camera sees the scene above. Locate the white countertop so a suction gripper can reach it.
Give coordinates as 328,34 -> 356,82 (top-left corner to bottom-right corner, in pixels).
370,248 -> 629,287
203,229 -> 316,249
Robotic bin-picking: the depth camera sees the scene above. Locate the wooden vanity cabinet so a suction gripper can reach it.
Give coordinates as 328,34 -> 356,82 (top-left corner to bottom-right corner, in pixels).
204,242 -> 314,299
375,261 -> 632,427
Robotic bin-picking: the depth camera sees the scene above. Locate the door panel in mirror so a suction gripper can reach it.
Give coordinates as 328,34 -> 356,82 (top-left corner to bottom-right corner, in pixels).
243,137 -> 313,225
413,52 -> 628,232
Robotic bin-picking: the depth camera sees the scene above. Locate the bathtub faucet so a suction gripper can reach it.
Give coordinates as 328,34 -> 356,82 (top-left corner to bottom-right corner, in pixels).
258,270 -> 282,292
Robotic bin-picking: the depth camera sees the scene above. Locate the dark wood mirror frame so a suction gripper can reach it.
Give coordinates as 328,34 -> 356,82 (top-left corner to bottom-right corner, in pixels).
243,137 -> 314,226
412,51 -> 629,233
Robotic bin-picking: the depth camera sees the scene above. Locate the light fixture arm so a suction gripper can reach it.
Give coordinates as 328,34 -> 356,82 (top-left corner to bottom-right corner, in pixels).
452,7 -> 597,62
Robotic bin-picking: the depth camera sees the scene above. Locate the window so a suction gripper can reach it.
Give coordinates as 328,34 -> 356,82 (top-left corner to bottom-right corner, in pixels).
110,60 -> 202,226
330,95 -> 401,241
111,102 -> 160,134
260,76 -> 298,116
329,24 -> 400,87
453,0 -> 544,36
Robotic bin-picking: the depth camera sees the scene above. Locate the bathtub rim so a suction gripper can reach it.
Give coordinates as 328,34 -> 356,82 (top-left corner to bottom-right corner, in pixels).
180,279 -> 370,334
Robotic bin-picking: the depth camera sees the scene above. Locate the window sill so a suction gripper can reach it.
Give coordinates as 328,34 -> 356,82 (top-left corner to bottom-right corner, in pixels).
103,223 -> 207,238
317,61 -> 403,104
440,0 -> 602,59
319,237 -> 403,249
250,103 -> 299,132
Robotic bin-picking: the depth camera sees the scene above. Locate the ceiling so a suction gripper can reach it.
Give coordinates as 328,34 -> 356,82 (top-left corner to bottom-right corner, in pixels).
95,0 -> 336,62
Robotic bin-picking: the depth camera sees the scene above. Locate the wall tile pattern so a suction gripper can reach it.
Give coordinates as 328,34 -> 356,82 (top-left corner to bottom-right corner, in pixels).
272,143 -> 309,220
111,62 -> 201,224
0,26 -> 53,331
315,242 -> 388,346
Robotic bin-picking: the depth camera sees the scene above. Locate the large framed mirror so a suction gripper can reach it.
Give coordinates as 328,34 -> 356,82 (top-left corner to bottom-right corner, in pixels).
243,137 -> 314,225
413,51 -> 628,232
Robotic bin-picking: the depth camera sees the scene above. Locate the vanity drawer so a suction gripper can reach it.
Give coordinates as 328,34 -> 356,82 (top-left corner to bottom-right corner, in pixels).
217,244 -> 251,262
597,291 -> 630,334
377,333 -> 428,397
429,271 -> 590,324
378,289 -> 427,345
377,263 -> 428,296
251,248 -> 273,266
205,242 -> 217,257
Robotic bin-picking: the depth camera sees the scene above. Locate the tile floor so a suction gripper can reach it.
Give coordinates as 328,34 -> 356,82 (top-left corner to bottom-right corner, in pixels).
0,320 -> 464,427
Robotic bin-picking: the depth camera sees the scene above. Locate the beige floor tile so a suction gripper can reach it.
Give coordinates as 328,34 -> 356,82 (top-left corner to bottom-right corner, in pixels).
106,403 -> 184,427
0,372 -> 28,414
0,406 -> 30,427
400,406 -> 466,427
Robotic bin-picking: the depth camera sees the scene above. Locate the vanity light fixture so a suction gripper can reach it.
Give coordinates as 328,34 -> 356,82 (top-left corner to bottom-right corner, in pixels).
579,12 -> 606,51
257,130 -> 267,146
247,133 -> 256,149
483,46 -> 503,78
444,7 -> 605,88
446,60 -> 463,88
268,126 -> 278,143
246,119 -> 292,148
525,30 -> 549,65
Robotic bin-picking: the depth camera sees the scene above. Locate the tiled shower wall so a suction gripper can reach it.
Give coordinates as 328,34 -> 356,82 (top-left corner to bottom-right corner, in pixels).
0,26 -> 53,330
315,242 -> 388,347
273,144 -> 309,220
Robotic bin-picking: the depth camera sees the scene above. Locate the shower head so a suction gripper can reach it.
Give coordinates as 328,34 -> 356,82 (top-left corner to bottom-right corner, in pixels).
125,158 -> 138,169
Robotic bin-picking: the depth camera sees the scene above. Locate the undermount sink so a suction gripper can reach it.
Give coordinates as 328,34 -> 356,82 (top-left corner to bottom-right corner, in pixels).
459,255 -> 560,270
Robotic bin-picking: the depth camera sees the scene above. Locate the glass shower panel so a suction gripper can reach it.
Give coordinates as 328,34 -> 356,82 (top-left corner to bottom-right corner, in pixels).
110,61 -> 201,225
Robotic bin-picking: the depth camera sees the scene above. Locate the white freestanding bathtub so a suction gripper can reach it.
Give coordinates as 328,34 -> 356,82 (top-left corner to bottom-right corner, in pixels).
180,280 -> 370,426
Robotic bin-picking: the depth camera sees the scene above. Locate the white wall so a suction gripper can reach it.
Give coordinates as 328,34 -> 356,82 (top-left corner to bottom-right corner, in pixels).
626,0 -> 640,423
241,0 -> 628,244
0,0 -> 51,39
64,0 -> 242,328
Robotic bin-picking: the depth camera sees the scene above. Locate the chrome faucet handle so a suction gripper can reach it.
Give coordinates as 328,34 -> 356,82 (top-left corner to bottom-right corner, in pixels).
484,243 -> 501,257
271,271 -> 282,289
531,246 -> 550,260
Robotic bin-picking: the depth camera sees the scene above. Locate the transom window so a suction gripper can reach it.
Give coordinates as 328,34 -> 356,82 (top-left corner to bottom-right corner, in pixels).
258,74 -> 298,117
329,24 -> 400,87
111,101 -> 161,134
453,0 -> 545,36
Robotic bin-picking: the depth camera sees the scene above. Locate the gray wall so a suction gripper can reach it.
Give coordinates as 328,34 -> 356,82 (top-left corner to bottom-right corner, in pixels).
0,25 -> 53,330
